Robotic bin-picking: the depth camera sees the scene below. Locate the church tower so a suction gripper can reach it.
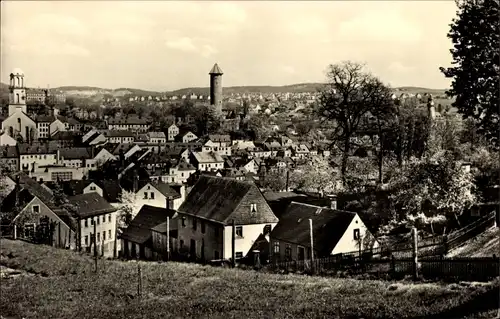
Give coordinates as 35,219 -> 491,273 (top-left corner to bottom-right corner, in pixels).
209,63 -> 223,113
8,68 -> 27,116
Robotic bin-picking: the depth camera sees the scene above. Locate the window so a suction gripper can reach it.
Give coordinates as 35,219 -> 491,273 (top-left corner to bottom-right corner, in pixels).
273,241 -> 280,253
150,192 -> 155,199
353,228 -> 360,240
97,232 -> 100,242
250,204 -> 257,214
143,192 -> 148,199
214,250 -> 220,260
193,218 -> 197,231
32,205 -> 40,213
201,221 -> 205,234
90,186 -> 96,191
84,235 -> 88,246
90,218 -> 94,225
103,231 -> 106,241
182,217 -> 186,227
235,226 -> 243,237
285,245 -> 292,261
235,252 -> 243,259
108,230 -> 112,239
108,214 -> 111,223
84,219 -> 88,228
102,215 -> 105,223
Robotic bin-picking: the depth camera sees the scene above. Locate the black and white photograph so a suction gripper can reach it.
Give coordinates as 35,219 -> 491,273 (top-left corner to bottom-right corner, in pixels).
0,1 -> 499,318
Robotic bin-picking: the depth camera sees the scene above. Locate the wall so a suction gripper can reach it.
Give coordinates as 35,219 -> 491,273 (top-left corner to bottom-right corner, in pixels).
20,153 -> 58,171
2,111 -> 37,141
79,211 -> 119,258
136,183 -> 170,209
330,214 -> 380,255
83,183 -> 104,197
0,133 -> 17,146
222,223 -> 276,259
14,197 -> 74,249
175,213 -> 224,261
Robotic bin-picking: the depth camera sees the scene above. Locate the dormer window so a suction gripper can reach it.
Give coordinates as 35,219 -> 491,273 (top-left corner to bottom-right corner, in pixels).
250,204 -> 257,214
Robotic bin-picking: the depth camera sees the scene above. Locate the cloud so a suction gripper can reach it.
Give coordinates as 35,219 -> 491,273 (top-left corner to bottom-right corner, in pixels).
166,37 -> 197,52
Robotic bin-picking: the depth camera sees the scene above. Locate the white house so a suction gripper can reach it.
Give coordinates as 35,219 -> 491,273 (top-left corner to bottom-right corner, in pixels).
167,124 -> 179,141
136,182 -> 184,210
0,132 -> 17,146
175,176 -> 279,261
190,151 -> 224,172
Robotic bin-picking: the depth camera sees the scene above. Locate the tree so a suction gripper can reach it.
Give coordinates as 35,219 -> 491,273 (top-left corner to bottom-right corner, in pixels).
440,0 -> 500,146
317,61 -> 396,186
261,170 -> 287,192
118,190 -> 141,227
290,157 -> 341,196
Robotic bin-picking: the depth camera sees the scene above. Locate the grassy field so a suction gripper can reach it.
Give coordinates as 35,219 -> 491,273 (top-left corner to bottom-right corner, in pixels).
1,239 -> 499,319
448,228 -> 500,258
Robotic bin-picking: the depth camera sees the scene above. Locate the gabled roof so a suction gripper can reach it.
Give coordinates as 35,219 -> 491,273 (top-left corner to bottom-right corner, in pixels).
148,132 -> 166,139
107,116 -> 148,125
59,147 -> 92,160
68,192 -> 117,218
120,205 -> 176,244
192,151 -> 224,163
105,130 -> 135,138
18,143 -> 58,155
149,182 -> 181,199
270,202 -> 356,255
208,134 -> 231,143
175,159 -> 196,171
209,63 -> 223,75
178,176 -> 278,225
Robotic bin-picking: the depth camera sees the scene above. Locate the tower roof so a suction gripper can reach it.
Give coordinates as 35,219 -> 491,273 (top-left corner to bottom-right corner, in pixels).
11,68 -> 24,76
209,63 -> 223,75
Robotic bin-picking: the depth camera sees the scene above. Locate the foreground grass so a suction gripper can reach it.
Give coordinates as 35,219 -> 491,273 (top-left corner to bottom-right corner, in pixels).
1,240 -> 499,319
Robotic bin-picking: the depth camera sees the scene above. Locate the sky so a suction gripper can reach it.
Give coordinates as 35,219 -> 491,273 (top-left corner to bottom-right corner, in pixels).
1,1 -> 458,92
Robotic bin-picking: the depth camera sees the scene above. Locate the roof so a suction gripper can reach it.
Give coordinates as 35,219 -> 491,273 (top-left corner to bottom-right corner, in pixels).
178,176 -> 278,225
192,151 -> 224,163
18,143 -> 58,155
104,130 -> 135,138
208,134 -> 231,143
148,132 -> 166,139
270,202 -> 356,255
0,146 -> 19,158
95,180 -> 122,203
120,205 -> 176,244
68,192 -> 117,218
35,114 -> 55,123
209,63 -> 223,75
175,159 -> 196,171
108,116 -> 148,125
59,147 -> 92,160
263,191 -> 306,202
150,182 -> 181,199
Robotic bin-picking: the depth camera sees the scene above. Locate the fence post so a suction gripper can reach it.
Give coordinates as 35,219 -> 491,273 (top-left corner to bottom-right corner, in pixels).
58,222 -> 61,248
309,219 -> 315,275
442,234 -> 448,256
412,227 -> 418,281
166,216 -> 170,262
391,255 -> 396,278
13,224 -> 17,240
137,263 -> 142,300
94,222 -> 98,273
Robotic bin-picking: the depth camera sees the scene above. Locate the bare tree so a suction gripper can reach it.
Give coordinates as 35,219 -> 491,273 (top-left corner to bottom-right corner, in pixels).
318,61 -> 395,186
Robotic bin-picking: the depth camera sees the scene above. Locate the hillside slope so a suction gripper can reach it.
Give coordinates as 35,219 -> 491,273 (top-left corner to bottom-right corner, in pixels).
447,227 -> 500,257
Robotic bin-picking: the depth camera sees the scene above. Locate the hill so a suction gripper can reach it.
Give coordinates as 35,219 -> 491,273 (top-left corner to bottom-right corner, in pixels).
1,239 -> 499,319
447,227 -> 500,258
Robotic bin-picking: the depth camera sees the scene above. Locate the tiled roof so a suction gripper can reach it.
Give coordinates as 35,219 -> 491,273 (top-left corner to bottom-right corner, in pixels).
120,205 -> 176,244
178,176 -> 278,225
18,143 -> 58,155
0,145 -> 19,158
192,151 -> 224,163
68,192 -> 117,218
59,147 -> 92,160
104,130 -> 135,138
208,134 -> 231,143
108,116 -> 148,125
175,159 -> 196,171
270,202 -> 355,255
148,132 -> 166,139
263,191 -> 306,202
150,182 -> 181,199
35,114 -> 55,122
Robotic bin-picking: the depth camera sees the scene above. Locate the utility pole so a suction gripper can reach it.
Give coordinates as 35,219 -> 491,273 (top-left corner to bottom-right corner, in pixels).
94,222 -> 98,273
166,216 -> 170,261
309,218 -> 315,274
231,219 -> 236,268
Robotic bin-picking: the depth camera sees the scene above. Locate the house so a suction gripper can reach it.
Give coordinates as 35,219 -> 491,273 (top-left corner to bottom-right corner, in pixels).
175,176 -> 279,261
1,173 -> 77,249
136,182 -> 183,211
0,145 -> 19,172
167,124 -> 179,141
190,151 -> 224,172
176,130 -> 198,143
203,137 -> 232,156
120,205 -> 177,260
269,202 -> 379,262
107,116 -> 149,132
0,132 -> 17,146
168,159 -> 197,184
104,130 -> 135,144
148,132 -> 166,144
232,158 -> 258,174
69,192 -> 118,257
18,143 -> 59,172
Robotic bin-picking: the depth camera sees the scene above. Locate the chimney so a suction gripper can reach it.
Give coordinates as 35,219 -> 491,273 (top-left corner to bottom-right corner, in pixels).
14,175 -> 21,207
91,145 -> 95,158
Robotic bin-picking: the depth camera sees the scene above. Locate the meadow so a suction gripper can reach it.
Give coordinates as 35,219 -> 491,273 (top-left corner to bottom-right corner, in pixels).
0,239 -> 498,319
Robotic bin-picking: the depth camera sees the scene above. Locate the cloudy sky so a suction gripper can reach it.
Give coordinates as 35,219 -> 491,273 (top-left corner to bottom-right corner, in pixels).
1,1 -> 458,91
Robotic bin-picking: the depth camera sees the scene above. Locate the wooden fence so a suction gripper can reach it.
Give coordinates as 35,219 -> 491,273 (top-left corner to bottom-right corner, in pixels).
269,255 -> 500,282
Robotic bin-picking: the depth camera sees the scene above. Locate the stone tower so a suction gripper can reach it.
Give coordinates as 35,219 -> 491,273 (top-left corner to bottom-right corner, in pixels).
8,68 -> 27,116
209,63 -> 223,113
